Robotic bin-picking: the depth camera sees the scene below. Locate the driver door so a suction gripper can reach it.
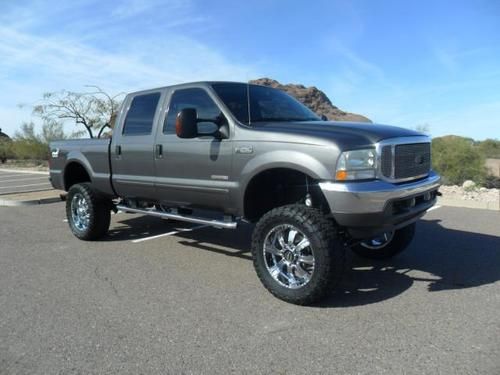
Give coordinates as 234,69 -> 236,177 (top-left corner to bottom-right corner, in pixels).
153,87 -> 233,211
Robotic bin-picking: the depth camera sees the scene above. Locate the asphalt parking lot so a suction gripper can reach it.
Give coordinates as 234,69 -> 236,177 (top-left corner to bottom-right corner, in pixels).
0,170 -> 52,195
1,203 -> 499,374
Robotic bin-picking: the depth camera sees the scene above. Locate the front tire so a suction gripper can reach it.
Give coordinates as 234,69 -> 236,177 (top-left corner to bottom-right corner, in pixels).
351,223 -> 416,260
66,183 -> 111,241
251,205 -> 345,305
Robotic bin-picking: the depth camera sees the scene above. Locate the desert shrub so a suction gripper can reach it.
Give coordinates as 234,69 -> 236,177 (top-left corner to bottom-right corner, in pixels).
0,138 -> 13,162
483,175 -> 500,189
477,138 -> 500,159
10,139 -> 49,160
8,121 -> 65,161
432,136 -> 487,185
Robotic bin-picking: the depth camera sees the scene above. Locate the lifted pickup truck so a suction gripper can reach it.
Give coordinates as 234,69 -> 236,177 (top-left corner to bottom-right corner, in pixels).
50,81 -> 440,305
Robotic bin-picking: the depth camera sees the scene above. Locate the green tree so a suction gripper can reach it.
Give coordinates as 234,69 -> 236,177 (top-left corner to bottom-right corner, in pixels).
11,122 -> 49,160
432,136 -> 487,185
414,123 -> 430,135
40,120 -> 68,144
14,122 -> 38,142
0,138 -> 13,163
477,138 -> 500,159
10,121 -> 69,161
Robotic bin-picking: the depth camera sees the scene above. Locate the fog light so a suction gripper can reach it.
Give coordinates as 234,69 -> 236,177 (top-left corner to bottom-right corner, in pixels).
305,193 -> 313,207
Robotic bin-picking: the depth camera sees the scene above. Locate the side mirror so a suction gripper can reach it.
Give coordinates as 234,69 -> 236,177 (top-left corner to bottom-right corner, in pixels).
176,108 -> 198,138
320,114 -> 328,121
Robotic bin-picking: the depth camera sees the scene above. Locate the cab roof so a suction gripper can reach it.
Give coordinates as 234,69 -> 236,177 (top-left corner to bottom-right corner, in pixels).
127,81 -> 265,96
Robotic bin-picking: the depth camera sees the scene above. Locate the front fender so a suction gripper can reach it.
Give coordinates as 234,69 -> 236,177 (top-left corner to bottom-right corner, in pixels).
236,149 -> 334,213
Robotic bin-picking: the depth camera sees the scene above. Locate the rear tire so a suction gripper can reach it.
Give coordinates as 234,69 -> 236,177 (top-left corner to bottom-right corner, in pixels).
251,205 -> 345,305
351,223 -> 416,260
66,183 -> 111,241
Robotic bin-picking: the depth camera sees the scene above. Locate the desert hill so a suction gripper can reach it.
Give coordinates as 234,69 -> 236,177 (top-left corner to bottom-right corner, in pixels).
250,78 -> 371,123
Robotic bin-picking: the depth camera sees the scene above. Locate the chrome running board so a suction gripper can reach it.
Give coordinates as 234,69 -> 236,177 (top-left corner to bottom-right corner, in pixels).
115,204 -> 238,229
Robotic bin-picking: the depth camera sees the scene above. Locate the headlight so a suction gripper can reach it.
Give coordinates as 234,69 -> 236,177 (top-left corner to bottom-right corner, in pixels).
335,149 -> 376,181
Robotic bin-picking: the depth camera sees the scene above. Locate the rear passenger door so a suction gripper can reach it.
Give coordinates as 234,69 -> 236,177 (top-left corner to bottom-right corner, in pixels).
153,87 -> 233,210
111,91 -> 163,199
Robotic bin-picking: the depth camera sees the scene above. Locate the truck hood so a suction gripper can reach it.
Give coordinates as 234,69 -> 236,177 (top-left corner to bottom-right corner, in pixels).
252,121 -> 424,149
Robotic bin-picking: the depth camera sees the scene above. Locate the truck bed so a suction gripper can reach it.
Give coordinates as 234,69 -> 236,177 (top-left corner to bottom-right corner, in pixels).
49,138 -> 112,195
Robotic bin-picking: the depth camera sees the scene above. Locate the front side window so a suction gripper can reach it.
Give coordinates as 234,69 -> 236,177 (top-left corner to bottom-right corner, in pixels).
212,83 -> 320,124
122,93 -> 161,135
164,88 -> 223,134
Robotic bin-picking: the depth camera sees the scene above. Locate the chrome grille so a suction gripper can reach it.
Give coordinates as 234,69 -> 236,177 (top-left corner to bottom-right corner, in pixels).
381,145 -> 392,177
380,142 -> 431,181
395,143 -> 431,179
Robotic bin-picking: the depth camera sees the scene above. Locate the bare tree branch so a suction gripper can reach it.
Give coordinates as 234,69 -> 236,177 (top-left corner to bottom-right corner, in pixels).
30,87 -> 125,138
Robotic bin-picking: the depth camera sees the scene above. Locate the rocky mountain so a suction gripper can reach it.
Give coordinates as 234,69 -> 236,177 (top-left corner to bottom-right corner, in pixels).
249,78 -> 371,123
0,128 -> 10,139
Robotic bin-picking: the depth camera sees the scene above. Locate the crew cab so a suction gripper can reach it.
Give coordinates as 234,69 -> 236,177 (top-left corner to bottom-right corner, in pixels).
50,81 -> 441,305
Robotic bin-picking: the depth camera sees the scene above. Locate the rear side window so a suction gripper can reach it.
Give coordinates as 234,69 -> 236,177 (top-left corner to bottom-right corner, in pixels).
122,93 -> 161,135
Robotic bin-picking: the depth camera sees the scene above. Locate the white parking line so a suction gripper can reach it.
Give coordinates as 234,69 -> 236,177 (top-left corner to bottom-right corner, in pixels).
132,225 -> 208,243
0,169 -> 48,175
0,174 -> 31,179
428,205 -> 441,212
0,182 -> 51,189
0,176 -> 49,182
61,211 -> 120,223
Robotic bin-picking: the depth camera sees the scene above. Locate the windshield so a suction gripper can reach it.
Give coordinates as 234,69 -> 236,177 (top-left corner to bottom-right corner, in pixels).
211,83 -> 321,124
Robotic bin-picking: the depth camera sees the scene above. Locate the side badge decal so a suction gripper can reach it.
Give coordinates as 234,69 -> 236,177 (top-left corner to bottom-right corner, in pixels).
235,146 -> 253,154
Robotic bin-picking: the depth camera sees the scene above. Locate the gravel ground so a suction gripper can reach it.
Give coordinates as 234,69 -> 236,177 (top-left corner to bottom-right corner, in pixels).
440,185 -> 500,203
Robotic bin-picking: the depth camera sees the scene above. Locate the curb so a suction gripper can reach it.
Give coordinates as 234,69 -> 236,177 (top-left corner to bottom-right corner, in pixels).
437,197 -> 500,211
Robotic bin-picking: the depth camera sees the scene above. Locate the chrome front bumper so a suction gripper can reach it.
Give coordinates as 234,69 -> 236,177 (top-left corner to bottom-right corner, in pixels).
319,171 -> 441,238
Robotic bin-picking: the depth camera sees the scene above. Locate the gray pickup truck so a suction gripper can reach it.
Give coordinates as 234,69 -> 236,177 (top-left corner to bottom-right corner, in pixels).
50,81 -> 441,305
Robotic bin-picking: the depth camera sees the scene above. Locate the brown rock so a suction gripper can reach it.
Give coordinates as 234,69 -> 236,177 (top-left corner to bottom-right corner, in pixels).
249,78 -> 371,123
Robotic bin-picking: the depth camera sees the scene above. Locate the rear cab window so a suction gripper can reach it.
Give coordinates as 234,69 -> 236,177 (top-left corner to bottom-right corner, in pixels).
122,93 -> 161,135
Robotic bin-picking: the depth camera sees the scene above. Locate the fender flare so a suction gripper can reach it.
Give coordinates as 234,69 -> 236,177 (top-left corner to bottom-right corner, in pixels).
63,151 -> 94,189
237,150 -> 332,215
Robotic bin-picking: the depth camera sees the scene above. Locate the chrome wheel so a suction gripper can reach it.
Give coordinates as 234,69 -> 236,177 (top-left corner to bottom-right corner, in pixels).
71,193 -> 90,231
263,224 -> 315,289
360,231 -> 394,250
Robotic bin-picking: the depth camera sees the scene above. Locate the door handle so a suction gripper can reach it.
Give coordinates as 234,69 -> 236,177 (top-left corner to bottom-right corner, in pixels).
115,145 -> 121,155
155,144 -> 163,158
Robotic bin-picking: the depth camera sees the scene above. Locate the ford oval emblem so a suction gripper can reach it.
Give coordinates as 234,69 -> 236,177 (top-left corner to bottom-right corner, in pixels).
414,154 -> 424,165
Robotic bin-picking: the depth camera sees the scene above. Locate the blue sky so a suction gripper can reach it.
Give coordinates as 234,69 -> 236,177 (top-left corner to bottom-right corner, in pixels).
0,0 -> 499,140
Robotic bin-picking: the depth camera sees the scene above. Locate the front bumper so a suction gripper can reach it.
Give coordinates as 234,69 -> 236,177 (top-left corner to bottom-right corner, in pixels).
319,171 -> 441,239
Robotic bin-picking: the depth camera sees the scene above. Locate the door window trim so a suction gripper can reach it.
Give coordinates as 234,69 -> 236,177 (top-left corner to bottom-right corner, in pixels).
160,87 -> 231,138
121,91 -> 163,137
